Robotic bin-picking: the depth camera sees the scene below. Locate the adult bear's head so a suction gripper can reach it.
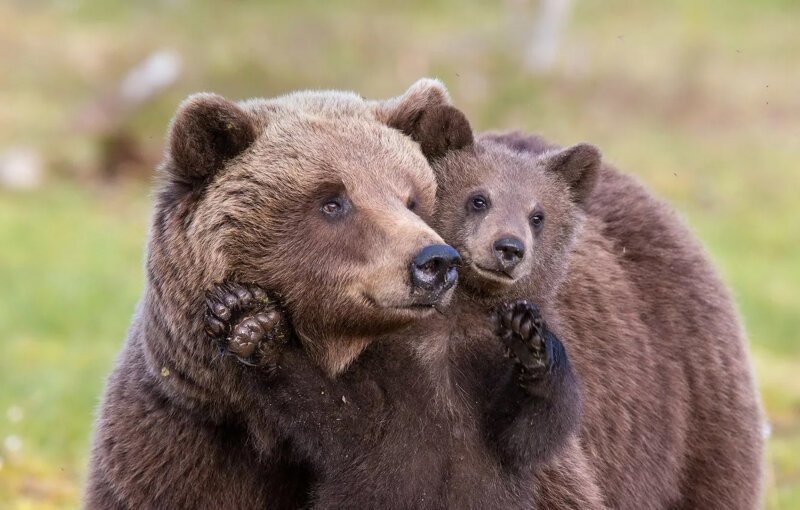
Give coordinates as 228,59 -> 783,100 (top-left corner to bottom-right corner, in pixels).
152,84 -> 466,375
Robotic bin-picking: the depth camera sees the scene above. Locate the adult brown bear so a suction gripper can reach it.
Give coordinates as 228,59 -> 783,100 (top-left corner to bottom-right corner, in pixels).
192,79 -> 584,509
85,86 -> 464,508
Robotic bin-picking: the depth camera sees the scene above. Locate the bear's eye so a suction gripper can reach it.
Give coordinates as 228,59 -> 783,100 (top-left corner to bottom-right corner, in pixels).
468,194 -> 489,212
530,211 -> 545,229
320,196 -> 351,219
407,197 -> 417,211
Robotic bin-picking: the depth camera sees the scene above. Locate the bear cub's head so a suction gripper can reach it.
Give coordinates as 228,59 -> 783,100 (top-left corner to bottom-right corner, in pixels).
155,83 -> 465,374
432,133 -> 601,304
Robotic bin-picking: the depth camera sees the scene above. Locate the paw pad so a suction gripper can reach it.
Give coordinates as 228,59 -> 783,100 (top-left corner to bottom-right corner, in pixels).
495,300 -> 549,377
204,282 -> 288,365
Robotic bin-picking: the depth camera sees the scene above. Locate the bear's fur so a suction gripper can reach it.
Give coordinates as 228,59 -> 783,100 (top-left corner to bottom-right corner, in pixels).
208,291 -> 581,509
478,130 -> 765,509
85,84 -> 461,508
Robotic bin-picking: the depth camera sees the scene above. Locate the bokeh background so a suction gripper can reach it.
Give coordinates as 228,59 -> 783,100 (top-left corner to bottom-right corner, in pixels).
1,0 -> 798,507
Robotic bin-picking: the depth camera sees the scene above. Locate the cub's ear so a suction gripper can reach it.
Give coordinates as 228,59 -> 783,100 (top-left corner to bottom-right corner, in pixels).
545,143 -> 601,205
378,78 -> 474,161
165,93 -> 257,185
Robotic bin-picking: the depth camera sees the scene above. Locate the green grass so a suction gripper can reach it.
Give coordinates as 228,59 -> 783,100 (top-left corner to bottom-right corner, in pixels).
1,0 -> 798,508
0,185 -> 149,507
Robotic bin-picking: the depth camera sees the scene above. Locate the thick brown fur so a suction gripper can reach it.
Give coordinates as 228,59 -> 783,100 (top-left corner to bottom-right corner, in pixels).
207,296 -> 581,509
479,130 -> 765,509
87,76 -> 762,509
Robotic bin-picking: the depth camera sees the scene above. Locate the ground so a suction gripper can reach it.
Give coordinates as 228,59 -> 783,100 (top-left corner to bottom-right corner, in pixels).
0,0 -> 798,508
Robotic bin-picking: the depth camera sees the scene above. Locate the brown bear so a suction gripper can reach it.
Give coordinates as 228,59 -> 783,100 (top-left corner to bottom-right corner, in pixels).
85,85 -> 466,508
85,81 -> 582,509
473,130 -> 765,508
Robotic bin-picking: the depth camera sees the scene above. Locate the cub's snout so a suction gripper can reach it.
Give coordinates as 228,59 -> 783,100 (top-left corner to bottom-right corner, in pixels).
492,236 -> 525,272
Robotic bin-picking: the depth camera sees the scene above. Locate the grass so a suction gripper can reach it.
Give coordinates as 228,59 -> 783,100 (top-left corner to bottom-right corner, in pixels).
1,0 -> 798,508
0,184 -> 149,508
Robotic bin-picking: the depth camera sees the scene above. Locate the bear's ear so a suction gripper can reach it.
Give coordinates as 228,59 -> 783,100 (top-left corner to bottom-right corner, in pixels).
165,93 -> 257,185
379,78 -> 474,161
544,143 -> 601,205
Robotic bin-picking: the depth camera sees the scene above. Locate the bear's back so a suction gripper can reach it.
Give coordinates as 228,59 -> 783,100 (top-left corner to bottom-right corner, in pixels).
587,165 -> 764,508
547,218 -> 690,508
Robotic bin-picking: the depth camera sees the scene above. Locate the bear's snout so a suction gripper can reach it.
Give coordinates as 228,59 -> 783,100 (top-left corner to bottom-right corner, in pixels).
492,236 -> 525,272
409,244 -> 461,301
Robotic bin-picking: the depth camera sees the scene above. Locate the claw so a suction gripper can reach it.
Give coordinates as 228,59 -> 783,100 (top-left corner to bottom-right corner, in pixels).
498,303 -> 512,329
519,319 -> 532,341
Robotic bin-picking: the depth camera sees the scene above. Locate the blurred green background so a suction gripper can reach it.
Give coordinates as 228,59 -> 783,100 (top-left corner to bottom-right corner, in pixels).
0,0 -> 798,508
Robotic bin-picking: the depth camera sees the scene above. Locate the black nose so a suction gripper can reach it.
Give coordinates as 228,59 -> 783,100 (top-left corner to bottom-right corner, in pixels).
410,244 -> 461,297
493,237 -> 525,271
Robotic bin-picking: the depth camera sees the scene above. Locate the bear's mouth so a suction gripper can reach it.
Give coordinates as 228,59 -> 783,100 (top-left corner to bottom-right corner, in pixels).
471,263 -> 516,284
361,293 -> 441,315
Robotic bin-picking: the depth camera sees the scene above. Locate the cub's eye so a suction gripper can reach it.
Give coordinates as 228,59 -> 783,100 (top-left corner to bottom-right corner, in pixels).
530,212 -> 545,229
468,194 -> 489,212
407,197 -> 417,211
320,195 -> 351,219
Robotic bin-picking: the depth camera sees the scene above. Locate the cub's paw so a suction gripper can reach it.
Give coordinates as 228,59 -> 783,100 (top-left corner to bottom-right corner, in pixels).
495,300 -> 553,387
204,282 -> 290,366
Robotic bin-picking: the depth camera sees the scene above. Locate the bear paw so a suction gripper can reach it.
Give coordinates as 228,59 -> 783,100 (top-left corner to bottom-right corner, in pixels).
204,282 -> 290,366
495,300 -> 553,388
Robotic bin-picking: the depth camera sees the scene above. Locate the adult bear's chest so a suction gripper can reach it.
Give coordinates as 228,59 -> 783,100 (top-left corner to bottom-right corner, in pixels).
300,334 -> 456,507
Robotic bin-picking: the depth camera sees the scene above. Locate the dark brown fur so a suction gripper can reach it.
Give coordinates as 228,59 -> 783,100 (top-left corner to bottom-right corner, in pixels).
480,130 -> 765,509
214,299 -> 580,509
